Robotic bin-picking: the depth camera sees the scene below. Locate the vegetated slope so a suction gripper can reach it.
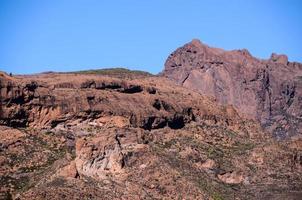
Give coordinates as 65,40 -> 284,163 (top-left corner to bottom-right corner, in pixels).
70,67 -> 154,79
163,39 -> 302,139
0,69 -> 301,200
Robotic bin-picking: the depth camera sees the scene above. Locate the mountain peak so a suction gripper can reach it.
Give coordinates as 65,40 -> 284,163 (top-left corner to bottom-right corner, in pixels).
270,53 -> 288,65
191,38 -> 203,47
163,39 -> 302,139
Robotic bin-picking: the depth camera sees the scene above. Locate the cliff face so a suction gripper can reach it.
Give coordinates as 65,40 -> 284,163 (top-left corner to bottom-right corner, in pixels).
163,39 -> 302,138
0,67 -> 301,199
0,72 -> 228,130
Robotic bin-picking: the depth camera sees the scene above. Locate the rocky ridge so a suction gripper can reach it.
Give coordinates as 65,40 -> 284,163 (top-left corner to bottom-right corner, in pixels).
0,56 -> 301,199
163,39 -> 302,139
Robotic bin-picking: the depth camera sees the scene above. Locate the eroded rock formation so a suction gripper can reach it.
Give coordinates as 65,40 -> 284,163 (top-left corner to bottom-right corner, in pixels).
163,39 -> 302,138
0,64 -> 301,199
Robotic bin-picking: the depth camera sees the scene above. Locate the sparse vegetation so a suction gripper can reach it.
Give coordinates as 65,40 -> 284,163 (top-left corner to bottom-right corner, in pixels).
1,45 -> 302,199
151,136 -> 238,200
71,67 -> 154,78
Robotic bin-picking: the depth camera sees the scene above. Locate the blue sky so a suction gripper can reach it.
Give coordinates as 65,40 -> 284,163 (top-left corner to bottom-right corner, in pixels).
0,0 -> 301,74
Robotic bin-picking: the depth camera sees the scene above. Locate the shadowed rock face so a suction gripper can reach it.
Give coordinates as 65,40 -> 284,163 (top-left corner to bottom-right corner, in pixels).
163,39 -> 302,138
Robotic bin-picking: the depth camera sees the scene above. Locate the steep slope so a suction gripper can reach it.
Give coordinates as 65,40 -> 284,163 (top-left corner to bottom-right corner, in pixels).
163,39 -> 302,139
1,71 -> 302,199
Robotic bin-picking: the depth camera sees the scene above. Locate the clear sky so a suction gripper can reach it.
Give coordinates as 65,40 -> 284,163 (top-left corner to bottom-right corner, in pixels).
0,0 -> 301,74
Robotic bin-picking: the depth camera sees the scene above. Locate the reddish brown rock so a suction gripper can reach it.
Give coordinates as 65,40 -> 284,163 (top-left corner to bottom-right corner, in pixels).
57,161 -> 78,178
0,71 -> 234,132
218,171 -> 244,184
163,39 -> 302,138
1,69 -> 302,199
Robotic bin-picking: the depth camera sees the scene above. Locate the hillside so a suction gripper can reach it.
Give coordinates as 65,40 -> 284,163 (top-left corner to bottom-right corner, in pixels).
0,45 -> 302,199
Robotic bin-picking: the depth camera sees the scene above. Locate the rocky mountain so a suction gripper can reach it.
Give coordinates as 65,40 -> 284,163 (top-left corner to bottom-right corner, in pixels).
0,62 -> 301,198
163,39 -> 302,139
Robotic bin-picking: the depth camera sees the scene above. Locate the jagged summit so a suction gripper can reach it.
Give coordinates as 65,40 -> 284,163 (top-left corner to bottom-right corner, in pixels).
175,39 -> 293,65
163,39 -> 302,138
191,38 -> 203,46
270,53 -> 288,65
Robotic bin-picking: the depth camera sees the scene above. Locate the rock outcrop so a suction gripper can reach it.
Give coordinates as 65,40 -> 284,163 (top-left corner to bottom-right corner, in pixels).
0,72 -> 215,131
163,39 -> 302,138
0,67 -> 302,199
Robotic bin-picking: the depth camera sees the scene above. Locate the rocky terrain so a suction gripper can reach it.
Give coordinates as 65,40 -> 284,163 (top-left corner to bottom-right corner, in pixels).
0,40 -> 301,200
163,39 -> 302,139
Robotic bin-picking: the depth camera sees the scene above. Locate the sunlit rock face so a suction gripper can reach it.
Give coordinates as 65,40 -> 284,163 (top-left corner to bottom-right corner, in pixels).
163,39 -> 302,138
0,56 -> 301,199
